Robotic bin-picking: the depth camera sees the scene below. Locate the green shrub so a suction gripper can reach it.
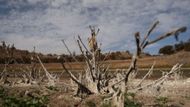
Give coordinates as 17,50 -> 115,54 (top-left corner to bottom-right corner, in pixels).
0,87 -> 49,107
3,95 -> 49,107
124,92 -> 142,107
155,96 -> 168,107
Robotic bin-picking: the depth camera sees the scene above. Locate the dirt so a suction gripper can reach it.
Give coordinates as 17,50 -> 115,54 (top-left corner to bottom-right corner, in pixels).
129,79 -> 190,107
1,78 -> 190,107
0,51 -> 190,107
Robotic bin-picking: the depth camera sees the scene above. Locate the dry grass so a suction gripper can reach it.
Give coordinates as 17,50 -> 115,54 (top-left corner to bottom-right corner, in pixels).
1,51 -> 190,71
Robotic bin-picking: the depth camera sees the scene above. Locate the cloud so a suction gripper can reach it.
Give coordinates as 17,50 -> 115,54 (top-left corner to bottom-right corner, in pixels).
0,0 -> 189,54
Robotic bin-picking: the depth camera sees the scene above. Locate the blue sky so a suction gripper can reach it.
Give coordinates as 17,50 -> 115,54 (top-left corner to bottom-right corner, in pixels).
0,0 -> 190,55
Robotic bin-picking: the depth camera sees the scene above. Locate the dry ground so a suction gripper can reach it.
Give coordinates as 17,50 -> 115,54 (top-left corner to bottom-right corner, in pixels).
0,51 -> 190,106
1,78 -> 190,107
50,78 -> 190,107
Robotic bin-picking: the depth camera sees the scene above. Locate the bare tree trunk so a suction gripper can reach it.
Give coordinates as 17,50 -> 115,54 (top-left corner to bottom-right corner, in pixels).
61,22 -> 186,107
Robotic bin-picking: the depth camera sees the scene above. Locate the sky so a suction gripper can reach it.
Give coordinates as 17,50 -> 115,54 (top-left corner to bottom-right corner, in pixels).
0,0 -> 190,55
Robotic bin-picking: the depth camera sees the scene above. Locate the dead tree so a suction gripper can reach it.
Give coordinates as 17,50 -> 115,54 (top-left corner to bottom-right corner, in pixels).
88,25 -> 100,53
36,55 -> 58,86
0,42 -> 17,85
61,21 -> 187,107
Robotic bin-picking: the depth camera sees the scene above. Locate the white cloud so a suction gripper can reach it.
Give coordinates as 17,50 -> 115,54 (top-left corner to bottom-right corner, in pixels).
0,0 -> 189,54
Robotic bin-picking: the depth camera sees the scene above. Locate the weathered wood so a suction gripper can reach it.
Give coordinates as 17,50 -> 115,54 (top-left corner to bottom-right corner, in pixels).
141,21 -> 159,46
136,62 -> 155,87
133,64 -> 183,92
61,21 -> 186,107
144,27 -> 186,48
61,62 -> 93,95
37,55 -> 56,86
78,35 -> 91,54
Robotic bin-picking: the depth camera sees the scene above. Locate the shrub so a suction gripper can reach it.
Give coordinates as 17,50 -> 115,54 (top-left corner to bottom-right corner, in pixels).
0,87 -> 49,107
159,45 -> 174,55
155,96 -> 168,107
124,92 -> 142,107
184,42 -> 190,51
174,42 -> 184,52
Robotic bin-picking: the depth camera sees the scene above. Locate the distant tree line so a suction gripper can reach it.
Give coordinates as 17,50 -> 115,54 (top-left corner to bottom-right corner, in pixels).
159,39 -> 190,55
0,41 -> 136,64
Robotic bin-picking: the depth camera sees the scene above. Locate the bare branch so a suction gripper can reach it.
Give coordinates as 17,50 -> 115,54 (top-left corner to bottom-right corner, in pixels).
96,28 -> 100,35
135,32 -> 141,56
125,32 -> 142,76
61,39 -> 79,62
77,40 -> 95,81
36,55 -> 56,86
78,35 -> 91,54
141,21 -> 159,46
144,27 -> 187,48
133,64 -> 183,91
61,62 -> 93,94
136,62 -> 155,87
